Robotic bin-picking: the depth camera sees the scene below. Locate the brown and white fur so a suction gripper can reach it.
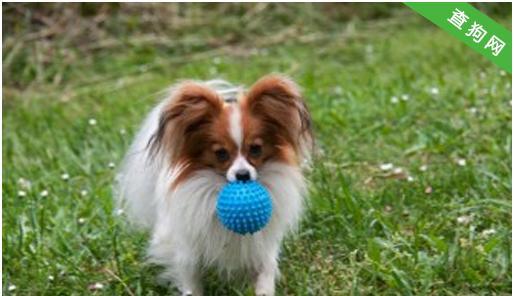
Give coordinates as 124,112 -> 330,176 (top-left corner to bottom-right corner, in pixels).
114,75 -> 313,295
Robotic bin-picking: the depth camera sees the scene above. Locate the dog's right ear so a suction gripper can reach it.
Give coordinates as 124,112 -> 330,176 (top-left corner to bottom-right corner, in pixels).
149,82 -> 223,160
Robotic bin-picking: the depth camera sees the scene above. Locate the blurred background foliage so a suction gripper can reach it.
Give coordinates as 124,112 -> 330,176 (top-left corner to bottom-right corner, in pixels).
3,3 -> 511,92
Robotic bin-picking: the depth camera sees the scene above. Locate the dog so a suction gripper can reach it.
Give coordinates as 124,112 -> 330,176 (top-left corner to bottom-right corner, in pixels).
115,74 -> 313,295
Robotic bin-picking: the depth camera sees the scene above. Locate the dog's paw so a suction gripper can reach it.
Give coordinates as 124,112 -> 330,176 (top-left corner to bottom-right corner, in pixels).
182,290 -> 202,296
255,273 -> 275,296
255,288 -> 274,296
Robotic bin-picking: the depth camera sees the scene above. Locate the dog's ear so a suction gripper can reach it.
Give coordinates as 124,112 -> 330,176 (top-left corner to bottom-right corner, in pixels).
149,82 -> 223,160
245,74 -> 313,157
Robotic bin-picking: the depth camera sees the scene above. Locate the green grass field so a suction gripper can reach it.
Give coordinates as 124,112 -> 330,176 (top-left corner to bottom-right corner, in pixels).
3,4 -> 512,295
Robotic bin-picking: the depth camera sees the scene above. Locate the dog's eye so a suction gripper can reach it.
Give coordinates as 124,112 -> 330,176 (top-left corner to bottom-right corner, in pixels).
215,148 -> 229,162
249,144 -> 262,158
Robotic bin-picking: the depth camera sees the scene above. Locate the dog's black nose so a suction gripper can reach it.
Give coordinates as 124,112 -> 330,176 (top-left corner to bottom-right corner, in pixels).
235,169 -> 251,181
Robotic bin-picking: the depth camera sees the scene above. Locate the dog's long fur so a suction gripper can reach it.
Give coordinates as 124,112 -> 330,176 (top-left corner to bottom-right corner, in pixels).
114,75 -> 312,295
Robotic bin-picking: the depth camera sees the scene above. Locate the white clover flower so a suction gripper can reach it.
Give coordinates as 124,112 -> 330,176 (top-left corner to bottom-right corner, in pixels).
61,173 -> 70,181
429,87 -> 439,95
8,284 -> 16,291
80,190 -> 88,197
393,167 -> 403,174
419,165 -> 428,172
481,228 -> 496,237
390,96 -> 399,104
119,128 -> 126,135
365,44 -> 374,54
78,218 -> 86,224
18,190 -> 27,197
459,238 -> 470,247
88,118 -> 97,126
407,176 -> 414,182
457,215 -> 472,225
48,275 -> 55,281
456,158 -> 466,166
90,282 -> 104,290
108,162 -> 115,169
116,79 -> 125,88
18,177 -> 32,189
115,209 -> 124,216
401,94 -> 410,101
94,283 -> 104,289
500,70 -> 506,76
333,86 -> 343,95
468,107 -> 478,114
40,190 -> 49,197
379,163 -> 394,171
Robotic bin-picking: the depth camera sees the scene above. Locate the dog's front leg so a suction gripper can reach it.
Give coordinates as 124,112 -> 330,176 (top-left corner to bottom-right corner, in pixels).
173,253 -> 203,296
255,256 -> 278,296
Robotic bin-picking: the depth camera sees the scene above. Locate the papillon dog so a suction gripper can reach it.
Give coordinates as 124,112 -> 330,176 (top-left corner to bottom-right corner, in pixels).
115,74 -> 313,295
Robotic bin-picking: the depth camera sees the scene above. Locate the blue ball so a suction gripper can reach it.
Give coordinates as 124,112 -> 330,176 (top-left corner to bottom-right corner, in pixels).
216,181 -> 272,235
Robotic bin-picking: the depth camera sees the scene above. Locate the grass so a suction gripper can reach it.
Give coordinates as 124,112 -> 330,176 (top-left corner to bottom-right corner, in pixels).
3,4 -> 512,295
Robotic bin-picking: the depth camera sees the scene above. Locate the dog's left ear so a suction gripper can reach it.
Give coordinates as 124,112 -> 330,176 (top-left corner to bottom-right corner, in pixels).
245,74 -> 313,157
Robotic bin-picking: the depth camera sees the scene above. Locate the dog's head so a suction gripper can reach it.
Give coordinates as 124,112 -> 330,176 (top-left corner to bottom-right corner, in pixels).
150,74 -> 313,187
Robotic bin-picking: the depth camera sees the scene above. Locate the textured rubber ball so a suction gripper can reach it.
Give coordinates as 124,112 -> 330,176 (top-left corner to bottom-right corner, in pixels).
216,181 -> 272,235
